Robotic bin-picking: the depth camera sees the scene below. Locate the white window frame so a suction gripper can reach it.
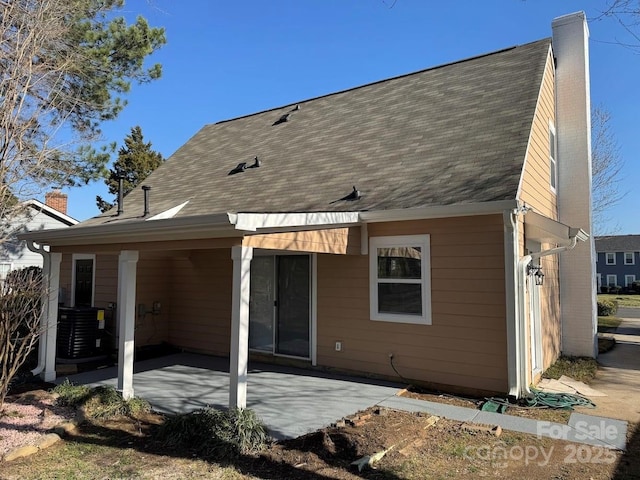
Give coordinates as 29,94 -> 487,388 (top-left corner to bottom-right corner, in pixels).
624,252 -> 635,265
606,274 -> 617,287
549,121 -> 557,192
605,252 -> 616,265
625,275 -> 636,287
369,234 -> 431,325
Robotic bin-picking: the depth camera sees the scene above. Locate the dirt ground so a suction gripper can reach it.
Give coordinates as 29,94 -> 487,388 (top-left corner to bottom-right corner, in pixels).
1,388 -> 637,480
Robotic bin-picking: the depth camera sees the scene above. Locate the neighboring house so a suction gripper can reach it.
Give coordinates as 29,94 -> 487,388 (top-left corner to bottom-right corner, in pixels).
595,235 -> 640,292
22,12 -> 596,407
1,192 -> 77,282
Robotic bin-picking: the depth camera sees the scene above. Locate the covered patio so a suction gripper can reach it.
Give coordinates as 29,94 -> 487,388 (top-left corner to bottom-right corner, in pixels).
58,352 -> 403,440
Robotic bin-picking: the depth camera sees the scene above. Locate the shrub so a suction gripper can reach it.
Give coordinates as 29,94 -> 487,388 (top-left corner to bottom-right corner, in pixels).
53,382 -> 150,419
53,379 -> 92,407
157,406 -> 268,457
597,298 -> 618,316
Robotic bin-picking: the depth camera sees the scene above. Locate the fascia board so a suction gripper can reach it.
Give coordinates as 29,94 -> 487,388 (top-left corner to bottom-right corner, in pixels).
359,200 -> 518,223
18,213 -> 233,246
25,200 -> 79,225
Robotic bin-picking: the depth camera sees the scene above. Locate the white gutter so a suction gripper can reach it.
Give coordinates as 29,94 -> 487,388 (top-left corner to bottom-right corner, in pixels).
18,213 -> 233,246
360,200 -> 518,223
26,241 -> 49,376
515,227 -> 589,398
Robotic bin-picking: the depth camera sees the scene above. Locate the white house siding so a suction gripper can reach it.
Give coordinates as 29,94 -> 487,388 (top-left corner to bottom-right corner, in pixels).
0,206 -> 76,278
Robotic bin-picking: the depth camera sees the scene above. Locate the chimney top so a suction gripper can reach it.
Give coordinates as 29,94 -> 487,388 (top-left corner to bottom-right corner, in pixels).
45,190 -> 68,215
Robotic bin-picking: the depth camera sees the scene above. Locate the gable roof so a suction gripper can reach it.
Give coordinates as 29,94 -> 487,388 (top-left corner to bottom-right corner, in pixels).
82,38 -> 551,227
595,235 -> 640,252
24,200 -> 78,226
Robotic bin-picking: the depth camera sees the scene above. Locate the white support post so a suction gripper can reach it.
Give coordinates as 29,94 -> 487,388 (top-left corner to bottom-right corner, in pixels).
117,250 -> 138,400
43,252 -> 62,382
229,245 -> 253,409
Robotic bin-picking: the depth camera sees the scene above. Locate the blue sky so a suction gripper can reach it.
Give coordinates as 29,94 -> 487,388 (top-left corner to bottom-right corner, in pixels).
61,0 -> 639,234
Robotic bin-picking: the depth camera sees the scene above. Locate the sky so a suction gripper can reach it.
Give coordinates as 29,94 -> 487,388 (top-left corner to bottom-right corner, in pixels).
58,0 -> 640,234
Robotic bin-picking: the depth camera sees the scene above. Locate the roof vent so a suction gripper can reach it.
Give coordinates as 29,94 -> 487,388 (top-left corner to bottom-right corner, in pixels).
228,162 -> 247,175
142,185 -> 151,216
273,113 -> 290,126
331,186 -> 361,204
248,156 -> 261,168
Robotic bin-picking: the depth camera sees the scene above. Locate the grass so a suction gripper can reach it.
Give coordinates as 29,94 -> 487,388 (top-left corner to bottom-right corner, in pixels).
598,315 -> 622,329
598,294 -> 640,308
542,356 -> 598,384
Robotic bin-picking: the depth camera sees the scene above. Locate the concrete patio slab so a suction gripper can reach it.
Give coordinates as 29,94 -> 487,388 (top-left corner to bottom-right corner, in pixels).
58,353 -> 403,440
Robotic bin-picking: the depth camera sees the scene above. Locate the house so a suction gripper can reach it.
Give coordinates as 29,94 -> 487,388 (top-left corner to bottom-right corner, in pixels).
21,12 -> 596,407
595,235 -> 640,292
1,191 -> 77,282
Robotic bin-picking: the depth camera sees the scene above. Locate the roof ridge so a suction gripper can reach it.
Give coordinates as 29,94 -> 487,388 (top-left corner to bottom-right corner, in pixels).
212,37 -> 552,126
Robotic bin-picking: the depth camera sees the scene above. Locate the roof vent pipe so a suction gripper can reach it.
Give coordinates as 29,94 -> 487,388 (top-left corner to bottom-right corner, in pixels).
142,185 -> 151,217
117,176 -> 124,216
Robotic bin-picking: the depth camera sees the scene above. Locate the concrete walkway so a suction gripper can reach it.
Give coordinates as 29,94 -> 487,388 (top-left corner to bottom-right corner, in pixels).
380,396 -> 627,450
579,315 -> 640,424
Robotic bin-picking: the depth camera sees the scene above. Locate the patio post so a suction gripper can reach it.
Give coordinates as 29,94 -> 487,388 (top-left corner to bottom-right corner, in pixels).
117,250 -> 138,400
229,245 -> 253,409
43,252 -> 62,382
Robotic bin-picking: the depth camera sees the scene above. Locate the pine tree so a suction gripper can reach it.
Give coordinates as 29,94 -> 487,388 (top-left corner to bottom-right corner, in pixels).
96,126 -> 164,212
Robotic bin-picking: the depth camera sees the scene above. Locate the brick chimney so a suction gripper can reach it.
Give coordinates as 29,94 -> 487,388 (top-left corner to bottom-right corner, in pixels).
45,190 -> 68,215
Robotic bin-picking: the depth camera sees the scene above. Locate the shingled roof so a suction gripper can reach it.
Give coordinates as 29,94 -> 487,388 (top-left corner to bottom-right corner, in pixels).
85,38 -> 551,226
595,235 -> 640,252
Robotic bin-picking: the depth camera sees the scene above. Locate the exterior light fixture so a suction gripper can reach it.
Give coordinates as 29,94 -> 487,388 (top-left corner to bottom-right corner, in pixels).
527,264 -> 545,286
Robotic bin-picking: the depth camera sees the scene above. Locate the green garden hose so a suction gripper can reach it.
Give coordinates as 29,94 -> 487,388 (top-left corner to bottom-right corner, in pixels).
524,387 -> 596,410
484,387 -> 596,411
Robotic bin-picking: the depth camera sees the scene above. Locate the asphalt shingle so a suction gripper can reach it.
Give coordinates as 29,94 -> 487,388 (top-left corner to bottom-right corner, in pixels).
83,38 -> 551,226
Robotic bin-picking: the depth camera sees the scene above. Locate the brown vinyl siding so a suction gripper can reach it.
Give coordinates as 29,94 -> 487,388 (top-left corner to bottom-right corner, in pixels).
243,227 -> 361,255
518,48 -> 561,376
519,48 -> 557,218
317,215 -> 508,393
134,257 -> 171,347
168,249 -> 232,355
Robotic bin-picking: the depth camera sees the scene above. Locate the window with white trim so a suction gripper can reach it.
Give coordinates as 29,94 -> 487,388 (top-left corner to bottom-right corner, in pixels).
624,252 -> 635,265
625,275 -> 636,287
606,252 -> 616,265
369,235 -> 431,325
549,122 -> 557,191
607,274 -> 617,287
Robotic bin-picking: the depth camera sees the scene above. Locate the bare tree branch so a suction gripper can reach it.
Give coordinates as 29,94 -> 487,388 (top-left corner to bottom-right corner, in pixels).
0,267 -> 44,408
591,105 -> 626,235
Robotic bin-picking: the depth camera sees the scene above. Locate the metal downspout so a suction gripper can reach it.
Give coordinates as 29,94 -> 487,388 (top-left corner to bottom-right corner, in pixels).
26,240 -> 49,376
504,208 -> 521,398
